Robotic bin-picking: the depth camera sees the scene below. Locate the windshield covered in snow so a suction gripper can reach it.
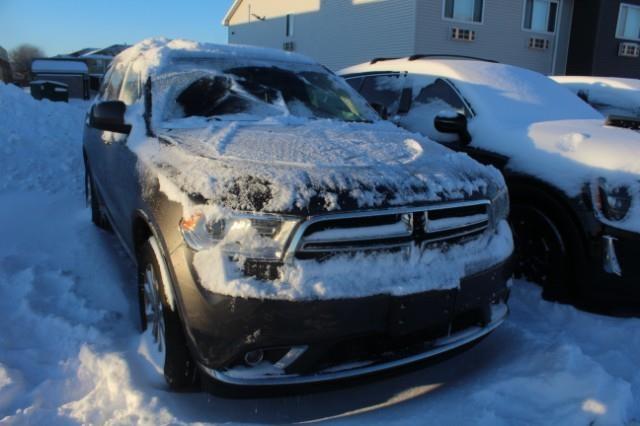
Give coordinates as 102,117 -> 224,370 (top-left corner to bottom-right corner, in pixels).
156,58 -> 378,126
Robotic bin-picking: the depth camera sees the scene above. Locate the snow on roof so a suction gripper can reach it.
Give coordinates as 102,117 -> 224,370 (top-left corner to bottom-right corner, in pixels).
551,76 -> 640,117
342,58 -> 601,123
32,59 -> 88,74
116,38 -> 317,80
551,75 -> 640,91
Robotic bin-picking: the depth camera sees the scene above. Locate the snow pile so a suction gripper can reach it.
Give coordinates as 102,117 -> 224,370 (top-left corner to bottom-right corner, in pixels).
0,82 -> 88,193
551,75 -> 640,119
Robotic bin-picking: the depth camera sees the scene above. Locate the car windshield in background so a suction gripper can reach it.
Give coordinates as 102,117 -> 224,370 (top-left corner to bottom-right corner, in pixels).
168,65 -> 377,123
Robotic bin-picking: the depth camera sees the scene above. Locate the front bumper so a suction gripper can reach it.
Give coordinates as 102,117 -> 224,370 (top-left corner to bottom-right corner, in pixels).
591,225 -> 640,304
201,302 -> 508,386
184,258 -> 512,385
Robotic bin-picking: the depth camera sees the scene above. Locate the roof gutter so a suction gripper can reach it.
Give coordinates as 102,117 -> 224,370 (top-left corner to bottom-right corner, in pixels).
222,0 -> 243,26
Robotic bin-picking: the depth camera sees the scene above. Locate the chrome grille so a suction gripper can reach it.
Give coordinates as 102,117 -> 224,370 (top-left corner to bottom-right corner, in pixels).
286,200 -> 490,258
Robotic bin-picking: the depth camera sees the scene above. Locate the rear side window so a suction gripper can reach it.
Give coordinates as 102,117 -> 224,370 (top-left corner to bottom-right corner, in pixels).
120,66 -> 141,105
358,74 -> 406,116
103,63 -> 126,100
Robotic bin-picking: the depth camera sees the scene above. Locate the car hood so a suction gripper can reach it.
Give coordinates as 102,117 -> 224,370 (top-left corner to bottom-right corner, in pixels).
527,119 -> 640,175
468,117 -> 640,197
148,119 -> 504,215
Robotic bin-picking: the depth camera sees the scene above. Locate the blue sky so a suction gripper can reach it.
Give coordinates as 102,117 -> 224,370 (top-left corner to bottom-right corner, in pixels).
0,0 -> 233,56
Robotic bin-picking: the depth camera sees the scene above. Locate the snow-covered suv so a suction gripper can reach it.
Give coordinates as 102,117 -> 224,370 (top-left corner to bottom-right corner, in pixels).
341,56 -> 640,310
83,40 -> 512,390
551,76 -> 640,131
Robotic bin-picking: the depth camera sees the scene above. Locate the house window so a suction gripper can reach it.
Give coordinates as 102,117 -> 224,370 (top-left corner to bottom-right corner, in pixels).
523,0 -> 558,33
286,14 -> 294,37
444,0 -> 483,23
617,4 -> 640,41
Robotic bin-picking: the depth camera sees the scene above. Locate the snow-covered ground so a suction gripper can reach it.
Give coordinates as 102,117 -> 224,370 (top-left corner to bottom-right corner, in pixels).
0,82 -> 639,425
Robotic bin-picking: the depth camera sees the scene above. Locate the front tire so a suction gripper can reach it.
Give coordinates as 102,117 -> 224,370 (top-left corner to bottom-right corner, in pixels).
509,190 -> 586,302
138,238 -> 197,390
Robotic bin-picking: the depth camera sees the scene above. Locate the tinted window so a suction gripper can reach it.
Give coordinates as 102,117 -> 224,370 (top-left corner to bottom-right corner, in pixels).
177,76 -> 250,117
396,77 -> 469,144
345,76 -> 365,91
414,78 -> 467,116
358,74 -> 405,116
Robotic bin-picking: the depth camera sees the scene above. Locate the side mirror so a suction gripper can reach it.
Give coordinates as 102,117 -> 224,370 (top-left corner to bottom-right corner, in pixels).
434,111 -> 471,144
89,101 -> 131,134
370,102 -> 389,120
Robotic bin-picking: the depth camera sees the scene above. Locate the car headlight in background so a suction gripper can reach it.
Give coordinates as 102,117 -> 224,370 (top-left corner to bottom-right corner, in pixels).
490,186 -> 510,228
180,212 -> 300,260
590,178 -> 632,222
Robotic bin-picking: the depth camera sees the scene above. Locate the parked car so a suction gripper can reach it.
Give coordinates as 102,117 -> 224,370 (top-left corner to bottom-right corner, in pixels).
0,46 -> 12,83
83,40 -> 513,390
340,56 -> 640,310
551,76 -> 640,130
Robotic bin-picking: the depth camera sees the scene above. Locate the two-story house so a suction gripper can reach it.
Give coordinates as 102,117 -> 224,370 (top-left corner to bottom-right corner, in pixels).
223,0 -> 575,74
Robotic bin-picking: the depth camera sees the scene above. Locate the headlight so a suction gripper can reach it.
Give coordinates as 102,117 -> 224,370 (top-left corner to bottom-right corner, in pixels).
179,212 -> 300,260
490,186 -> 510,227
590,178 -> 632,222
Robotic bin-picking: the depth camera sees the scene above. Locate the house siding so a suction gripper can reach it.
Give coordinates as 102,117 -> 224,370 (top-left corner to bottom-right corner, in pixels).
227,0 -> 417,70
592,0 -> 640,77
566,0 -> 640,77
226,0 -> 573,74
414,0 -> 573,74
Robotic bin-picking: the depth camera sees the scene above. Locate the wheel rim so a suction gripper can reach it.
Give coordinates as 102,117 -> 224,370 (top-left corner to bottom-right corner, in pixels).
143,265 -> 166,356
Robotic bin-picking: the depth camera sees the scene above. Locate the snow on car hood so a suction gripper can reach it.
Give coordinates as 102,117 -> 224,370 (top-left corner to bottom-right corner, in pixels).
469,117 -> 640,233
527,119 -> 640,175
144,117 -> 503,215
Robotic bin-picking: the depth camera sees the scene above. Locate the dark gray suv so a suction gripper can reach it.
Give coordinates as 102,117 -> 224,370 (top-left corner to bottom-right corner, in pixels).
83,39 -> 513,391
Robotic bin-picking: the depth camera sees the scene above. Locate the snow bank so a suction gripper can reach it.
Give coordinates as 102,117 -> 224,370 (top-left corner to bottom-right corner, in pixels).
0,82 -> 88,193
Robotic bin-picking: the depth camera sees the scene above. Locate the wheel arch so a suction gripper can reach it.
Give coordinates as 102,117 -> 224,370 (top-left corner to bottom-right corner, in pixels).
132,211 -> 178,311
505,173 -> 592,271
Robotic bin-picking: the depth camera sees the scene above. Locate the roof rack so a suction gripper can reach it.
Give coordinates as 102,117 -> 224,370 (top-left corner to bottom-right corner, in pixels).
370,57 -> 400,64
407,54 -> 498,63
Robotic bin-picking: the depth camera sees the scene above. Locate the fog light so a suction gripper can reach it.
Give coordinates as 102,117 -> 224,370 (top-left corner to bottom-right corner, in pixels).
244,349 -> 264,366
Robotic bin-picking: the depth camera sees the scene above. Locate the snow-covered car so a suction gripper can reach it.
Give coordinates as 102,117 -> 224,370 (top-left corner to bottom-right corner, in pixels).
83,40 -> 513,390
551,76 -> 640,130
340,56 -> 640,309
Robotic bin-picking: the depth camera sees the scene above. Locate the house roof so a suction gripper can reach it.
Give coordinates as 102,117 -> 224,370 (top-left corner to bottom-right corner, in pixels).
222,0 -> 243,26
